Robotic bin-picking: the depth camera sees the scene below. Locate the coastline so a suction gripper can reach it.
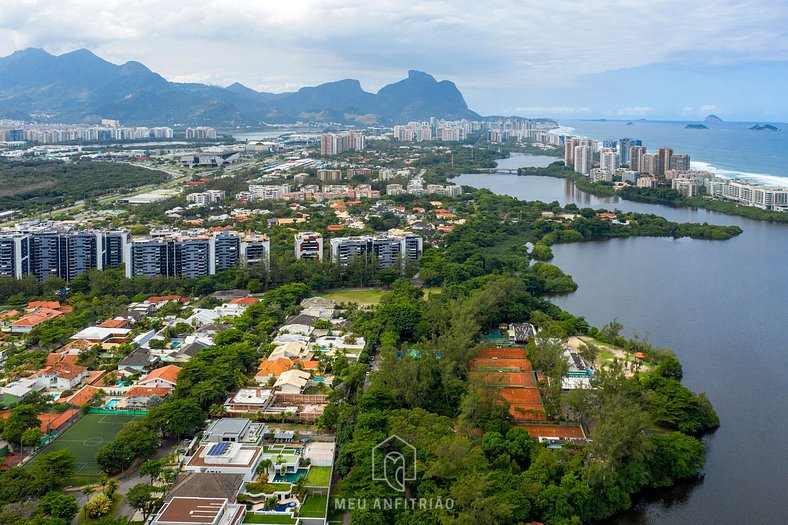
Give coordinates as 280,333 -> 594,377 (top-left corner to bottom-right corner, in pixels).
548,121 -> 788,188
515,162 -> 788,224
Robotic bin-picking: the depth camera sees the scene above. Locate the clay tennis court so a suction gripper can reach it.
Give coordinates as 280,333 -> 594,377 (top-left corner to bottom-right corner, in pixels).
518,424 -> 586,439
469,371 -> 538,387
500,387 -> 542,403
475,347 -> 528,359
509,403 -> 546,421
468,357 -> 533,371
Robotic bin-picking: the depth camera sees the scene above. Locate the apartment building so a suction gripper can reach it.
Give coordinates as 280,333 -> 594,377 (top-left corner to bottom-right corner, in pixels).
329,234 -> 422,268
294,232 -> 324,261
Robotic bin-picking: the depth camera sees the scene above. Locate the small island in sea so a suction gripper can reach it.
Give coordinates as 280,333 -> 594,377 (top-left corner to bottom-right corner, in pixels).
686,123 -> 709,129
626,121 -> 634,126
749,124 -> 781,131
704,114 -> 724,123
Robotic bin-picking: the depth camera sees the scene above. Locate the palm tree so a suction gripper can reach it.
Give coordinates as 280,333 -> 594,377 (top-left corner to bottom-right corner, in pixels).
103,478 -> 120,497
81,485 -> 94,521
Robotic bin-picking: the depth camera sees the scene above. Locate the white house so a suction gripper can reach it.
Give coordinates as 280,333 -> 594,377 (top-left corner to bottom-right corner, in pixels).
33,362 -> 89,391
274,369 -> 311,394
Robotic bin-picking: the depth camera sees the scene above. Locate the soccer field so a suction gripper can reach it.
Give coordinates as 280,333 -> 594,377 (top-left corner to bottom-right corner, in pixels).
27,413 -> 142,482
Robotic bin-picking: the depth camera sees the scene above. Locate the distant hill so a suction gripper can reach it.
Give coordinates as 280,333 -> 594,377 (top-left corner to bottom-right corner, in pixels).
686,123 -> 709,129
0,49 -> 480,126
704,114 -> 723,123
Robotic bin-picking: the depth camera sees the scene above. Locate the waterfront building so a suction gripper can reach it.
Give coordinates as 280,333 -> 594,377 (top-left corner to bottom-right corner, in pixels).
670,154 -> 691,171
600,149 -> 619,174
707,180 -> 788,211
564,137 -> 579,167
573,145 -> 593,175
590,168 -> 613,182
629,145 -> 646,172
656,147 -> 673,178
671,178 -> 699,197
636,177 -> 657,188
618,138 -> 641,164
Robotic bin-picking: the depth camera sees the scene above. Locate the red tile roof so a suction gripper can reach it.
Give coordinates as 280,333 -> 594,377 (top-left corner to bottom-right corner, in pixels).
98,319 -> 130,329
124,386 -> 171,398
36,361 -> 87,380
139,365 -> 182,385
58,386 -> 100,406
228,297 -> 258,305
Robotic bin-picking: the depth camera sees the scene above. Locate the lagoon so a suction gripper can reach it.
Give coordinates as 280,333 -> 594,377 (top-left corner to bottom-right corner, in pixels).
454,154 -> 788,524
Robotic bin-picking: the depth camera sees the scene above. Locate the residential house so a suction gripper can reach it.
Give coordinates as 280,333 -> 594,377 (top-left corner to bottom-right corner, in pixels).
274,369 -> 311,394
151,497 -> 245,525
33,362 -> 88,390
117,347 -> 159,372
137,365 -> 181,389
124,386 -> 171,407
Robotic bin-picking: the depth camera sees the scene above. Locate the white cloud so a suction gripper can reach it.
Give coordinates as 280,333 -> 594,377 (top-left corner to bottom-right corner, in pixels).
516,107 -> 592,115
0,1 -> 785,115
616,106 -> 653,117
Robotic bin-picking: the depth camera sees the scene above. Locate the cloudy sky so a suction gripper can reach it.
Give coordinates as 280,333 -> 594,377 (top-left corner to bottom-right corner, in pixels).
1,0 -> 787,120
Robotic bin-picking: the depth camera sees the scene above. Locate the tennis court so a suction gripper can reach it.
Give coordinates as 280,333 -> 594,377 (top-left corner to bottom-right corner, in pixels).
508,403 -> 546,421
468,357 -> 533,371
27,413 -> 142,482
499,387 -> 542,403
470,371 -> 538,387
518,424 -> 586,440
474,347 -> 529,359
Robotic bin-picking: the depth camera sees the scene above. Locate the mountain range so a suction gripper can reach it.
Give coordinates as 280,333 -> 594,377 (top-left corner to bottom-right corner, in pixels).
0,48 -> 480,126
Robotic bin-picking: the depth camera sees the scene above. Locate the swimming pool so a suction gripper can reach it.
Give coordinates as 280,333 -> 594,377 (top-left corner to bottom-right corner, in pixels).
104,399 -> 121,409
273,468 -> 308,483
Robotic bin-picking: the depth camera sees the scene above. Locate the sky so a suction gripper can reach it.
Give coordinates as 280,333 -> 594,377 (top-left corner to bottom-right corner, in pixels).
1,0 -> 787,121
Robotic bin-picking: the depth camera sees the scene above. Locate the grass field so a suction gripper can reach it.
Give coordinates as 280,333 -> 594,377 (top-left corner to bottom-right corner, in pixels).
304,466 -> 331,487
27,413 -> 142,483
318,287 -> 441,306
299,495 -> 328,518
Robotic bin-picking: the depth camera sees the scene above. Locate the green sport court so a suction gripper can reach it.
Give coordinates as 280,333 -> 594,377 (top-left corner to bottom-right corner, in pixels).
27,413 -> 142,482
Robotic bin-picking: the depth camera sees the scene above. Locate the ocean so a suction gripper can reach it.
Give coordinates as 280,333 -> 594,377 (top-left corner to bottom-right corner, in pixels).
554,119 -> 788,186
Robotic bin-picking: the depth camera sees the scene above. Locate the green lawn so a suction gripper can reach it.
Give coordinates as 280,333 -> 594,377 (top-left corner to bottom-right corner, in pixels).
243,514 -> 296,524
27,413 -> 142,484
304,466 -> 331,487
299,495 -> 328,518
318,289 -> 385,305
318,287 -> 441,306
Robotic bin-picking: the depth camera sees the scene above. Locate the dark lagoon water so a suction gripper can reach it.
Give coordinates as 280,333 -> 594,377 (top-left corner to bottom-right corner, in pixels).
455,154 -> 788,524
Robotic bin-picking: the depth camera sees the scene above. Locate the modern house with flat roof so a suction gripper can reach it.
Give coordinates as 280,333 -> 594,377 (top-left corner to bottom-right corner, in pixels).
184,441 -> 263,482
202,418 -> 266,445
151,497 -> 244,525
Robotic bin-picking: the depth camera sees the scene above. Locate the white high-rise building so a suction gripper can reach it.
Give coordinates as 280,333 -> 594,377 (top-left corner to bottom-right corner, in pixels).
600,150 -> 619,174
573,145 -> 593,175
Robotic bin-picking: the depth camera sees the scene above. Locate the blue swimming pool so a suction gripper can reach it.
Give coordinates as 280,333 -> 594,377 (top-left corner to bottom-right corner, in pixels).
273,468 -> 308,483
104,399 -> 121,409
274,502 -> 297,512
313,377 -> 325,382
